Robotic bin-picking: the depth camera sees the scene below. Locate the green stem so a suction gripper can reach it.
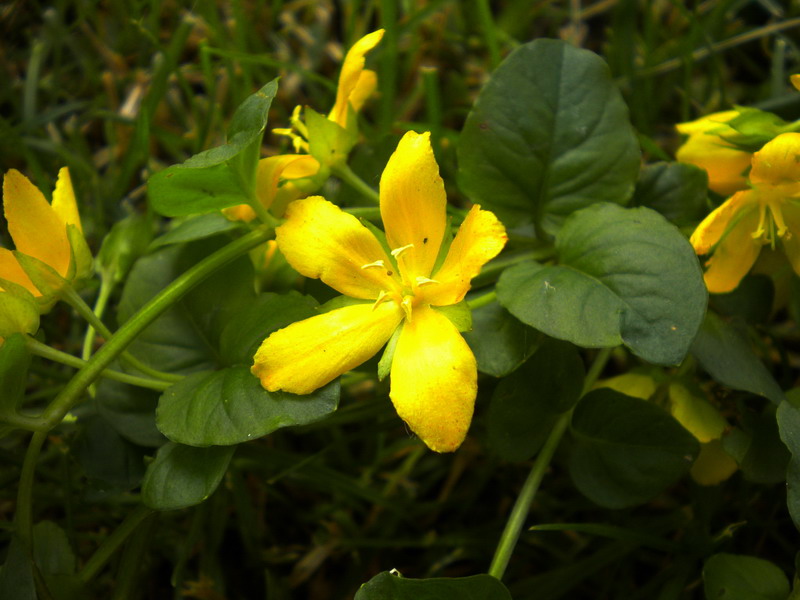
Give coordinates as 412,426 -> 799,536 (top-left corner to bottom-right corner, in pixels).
42,226 -> 272,429
15,430 -> 47,550
467,290 -> 496,310
81,278 -> 113,362
474,0 -> 501,68
78,505 -> 154,585
344,206 -> 382,220
332,163 -> 381,204
26,338 -> 173,392
65,286 -> 183,383
488,347 -> 613,580
15,227 -> 271,556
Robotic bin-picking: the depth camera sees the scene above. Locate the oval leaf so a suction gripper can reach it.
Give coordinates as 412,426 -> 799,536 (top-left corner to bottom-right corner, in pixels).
142,442 -> 235,511
458,38 -> 640,235
569,388 -> 700,508
703,554 -> 789,600
498,203 -> 707,365
156,366 -> 340,446
355,571 -> 511,600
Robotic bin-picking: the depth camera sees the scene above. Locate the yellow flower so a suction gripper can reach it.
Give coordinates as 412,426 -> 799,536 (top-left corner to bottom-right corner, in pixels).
690,132 -> 800,293
675,110 -> 753,196
275,30 -> 384,162
251,131 -> 507,452
223,154 -> 321,221
1,168 -> 91,300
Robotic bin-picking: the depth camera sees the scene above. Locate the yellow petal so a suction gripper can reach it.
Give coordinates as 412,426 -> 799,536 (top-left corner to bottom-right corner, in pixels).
792,74 -> 800,92
675,110 -> 740,136
349,69 -> 378,114
51,167 -> 82,233
778,201 -> 800,276
690,191 -> 757,255
690,439 -> 738,486
380,131 -> 447,281
750,132 -> 800,186
389,304 -> 477,452
701,203 -> 762,293
596,373 -> 657,400
276,196 -> 400,299
329,29 -> 385,128
3,169 -> 71,278
668,383 -> 727,443
0,248 -> 38,295
675,133 -> 751,196
252,301 -> 403,394
255,155 -> 320,213
425,205 -> 507,306
222,204 -> 257,222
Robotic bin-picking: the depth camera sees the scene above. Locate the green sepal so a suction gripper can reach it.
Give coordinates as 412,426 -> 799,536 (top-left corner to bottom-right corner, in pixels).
720,106 -> 792,151
433,300 -> 472,332
0,285 -> 39,337
306,106 -> 358,168
378,323 -> 403,381
66,223 -> 93,281
12,251 -> 66,310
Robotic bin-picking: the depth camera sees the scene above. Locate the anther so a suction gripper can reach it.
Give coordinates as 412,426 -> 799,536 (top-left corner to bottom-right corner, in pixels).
391,244 -> 415,258
361,260 -> 386,270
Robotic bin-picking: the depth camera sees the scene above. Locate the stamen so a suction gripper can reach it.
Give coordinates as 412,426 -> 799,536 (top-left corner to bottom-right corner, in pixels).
768,200 -> 789,238
361,260 -> 386,270
415,276 -> 439,286
391,243 -> 415,258
372,290 -> 390,310
400,296 -> 414,321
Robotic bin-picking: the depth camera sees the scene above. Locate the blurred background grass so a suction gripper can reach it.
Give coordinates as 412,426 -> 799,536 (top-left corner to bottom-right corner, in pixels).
2,1 -> 800,598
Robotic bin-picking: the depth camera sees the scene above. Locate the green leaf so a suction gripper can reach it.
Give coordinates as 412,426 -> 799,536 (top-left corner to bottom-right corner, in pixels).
690,311 -> 784,404
118,240 -> 256,374
497,203 -> 707,365
0,288 -> 39,337
218,291 -> 319,367
488,338 -> 584,461
73,414 -> 147,491
156,366 -> 340,446
95,377 -> 165,447
306,105 -> 357,168
142,442 -> 235,510
458,38 -> 640,235
735,405 -> 789,485
0,535 -> 36,600
703,554 -> 789,600
33,521 -> 75,577
354,571 -> 511,600
778,393 -> 800,531
631,162 -> 709,227
569,388 -> 699,508
713,274 -> 774,326
463,301 -> 540,377
147,162 -> 250,217
148,212 -> 242,250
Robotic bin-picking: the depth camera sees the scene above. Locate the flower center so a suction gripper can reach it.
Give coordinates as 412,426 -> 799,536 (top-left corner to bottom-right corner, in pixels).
752,190 -> 790,249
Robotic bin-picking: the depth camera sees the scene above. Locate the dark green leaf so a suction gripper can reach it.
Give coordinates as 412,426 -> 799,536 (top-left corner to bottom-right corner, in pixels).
33,521 -> 75,577
156,366 -> 340,446
142,442 -> 235,510
703,554 -> 789,600
355,571 -> 511,600
778,392 -> 800,531
569,388 -> 699,508
712,275 -> 774,326
147,162 -> 250,217
691,311 -> 784,404
148,212 -> 242,250
95,378 -> 165,447
118,241 -> 256,374
631,162 -> 708,227
0,535 -> 36,600
73,414 -> 147,491
458,38 -> 640,235
488,338 -> 584,461
218,292 -> 319,366
498,203 -> 707,365
735,406 -> 789,484
463,302 -> 540,377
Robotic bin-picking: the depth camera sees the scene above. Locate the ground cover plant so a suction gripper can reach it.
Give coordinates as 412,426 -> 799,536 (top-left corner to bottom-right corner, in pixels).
2,1 -> 800,598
